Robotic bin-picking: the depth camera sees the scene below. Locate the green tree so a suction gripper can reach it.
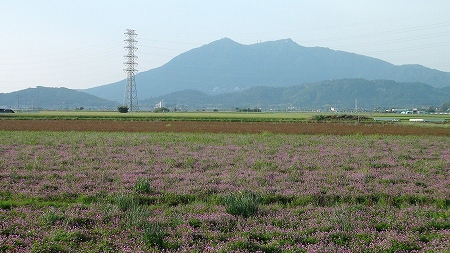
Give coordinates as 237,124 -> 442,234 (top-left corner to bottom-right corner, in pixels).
153,107 -> 170,113
118,106 -> 129,113
442,101 -> 450,112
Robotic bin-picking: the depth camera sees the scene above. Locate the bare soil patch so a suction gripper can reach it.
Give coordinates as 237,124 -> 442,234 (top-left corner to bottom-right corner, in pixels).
0,119 -> 449,135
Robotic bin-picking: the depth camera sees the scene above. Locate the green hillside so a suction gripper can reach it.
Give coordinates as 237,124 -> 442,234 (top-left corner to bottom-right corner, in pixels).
0,86 -> 116,110
141,79 -> 450,111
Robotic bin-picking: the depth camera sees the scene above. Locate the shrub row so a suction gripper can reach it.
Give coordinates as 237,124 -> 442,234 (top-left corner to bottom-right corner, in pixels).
310,114 -> 373,122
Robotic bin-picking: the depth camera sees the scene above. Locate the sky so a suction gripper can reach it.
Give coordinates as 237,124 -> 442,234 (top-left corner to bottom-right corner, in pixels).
1,1 -> 449,93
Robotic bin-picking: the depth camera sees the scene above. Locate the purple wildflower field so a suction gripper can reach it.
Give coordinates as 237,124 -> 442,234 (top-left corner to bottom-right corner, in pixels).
0,131 -> 449,252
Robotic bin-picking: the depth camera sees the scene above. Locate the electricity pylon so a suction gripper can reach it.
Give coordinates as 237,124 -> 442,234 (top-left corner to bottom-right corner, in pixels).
123,29 -> 138,112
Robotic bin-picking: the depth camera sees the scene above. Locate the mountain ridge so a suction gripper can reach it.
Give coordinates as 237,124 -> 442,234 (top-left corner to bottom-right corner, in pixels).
141,78 -> 450,110
1,78 -> 449,111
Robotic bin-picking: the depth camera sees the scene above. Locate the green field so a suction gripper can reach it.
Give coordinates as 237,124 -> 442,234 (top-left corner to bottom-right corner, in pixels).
2,110 -> 450,123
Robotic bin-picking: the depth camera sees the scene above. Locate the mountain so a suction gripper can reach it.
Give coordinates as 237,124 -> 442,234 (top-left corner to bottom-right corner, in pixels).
82,38 -> 450,102
141,79 -> 450,110
0,86 -> 116,110
441,86 -> 450,94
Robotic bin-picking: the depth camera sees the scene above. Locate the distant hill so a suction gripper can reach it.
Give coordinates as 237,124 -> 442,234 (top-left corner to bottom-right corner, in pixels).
441,86 -> 450,94
141,79 -> 450,110
0,86 -> 116,110
82,38 -> 450,102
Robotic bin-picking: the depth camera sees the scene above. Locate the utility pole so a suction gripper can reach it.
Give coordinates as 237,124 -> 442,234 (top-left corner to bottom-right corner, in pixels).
123,29 -> 139,112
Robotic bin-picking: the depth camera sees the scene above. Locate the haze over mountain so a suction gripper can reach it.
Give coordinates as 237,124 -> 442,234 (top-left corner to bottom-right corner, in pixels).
82,38 -> 450,102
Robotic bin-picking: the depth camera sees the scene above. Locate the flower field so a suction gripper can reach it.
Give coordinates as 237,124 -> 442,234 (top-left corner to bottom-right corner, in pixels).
1,130 -> 450,252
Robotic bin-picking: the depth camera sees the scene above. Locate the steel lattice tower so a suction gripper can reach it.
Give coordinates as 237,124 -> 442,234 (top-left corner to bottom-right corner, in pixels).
123,29 -> 139,112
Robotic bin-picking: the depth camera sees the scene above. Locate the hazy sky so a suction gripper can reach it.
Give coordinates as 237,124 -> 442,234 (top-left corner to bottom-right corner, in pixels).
1,1 -> 449,93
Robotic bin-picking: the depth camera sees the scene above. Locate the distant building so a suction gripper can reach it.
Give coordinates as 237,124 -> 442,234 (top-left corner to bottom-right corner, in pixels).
155,100 -> 164,109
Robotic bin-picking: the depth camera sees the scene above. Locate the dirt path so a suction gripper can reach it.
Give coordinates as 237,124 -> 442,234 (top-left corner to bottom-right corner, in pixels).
0,119 -> 449,135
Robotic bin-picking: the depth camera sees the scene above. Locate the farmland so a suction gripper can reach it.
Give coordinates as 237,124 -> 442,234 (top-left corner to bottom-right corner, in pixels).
2,110 -> 450,123
0,110 -> 450,135
0,113 -> 450,252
